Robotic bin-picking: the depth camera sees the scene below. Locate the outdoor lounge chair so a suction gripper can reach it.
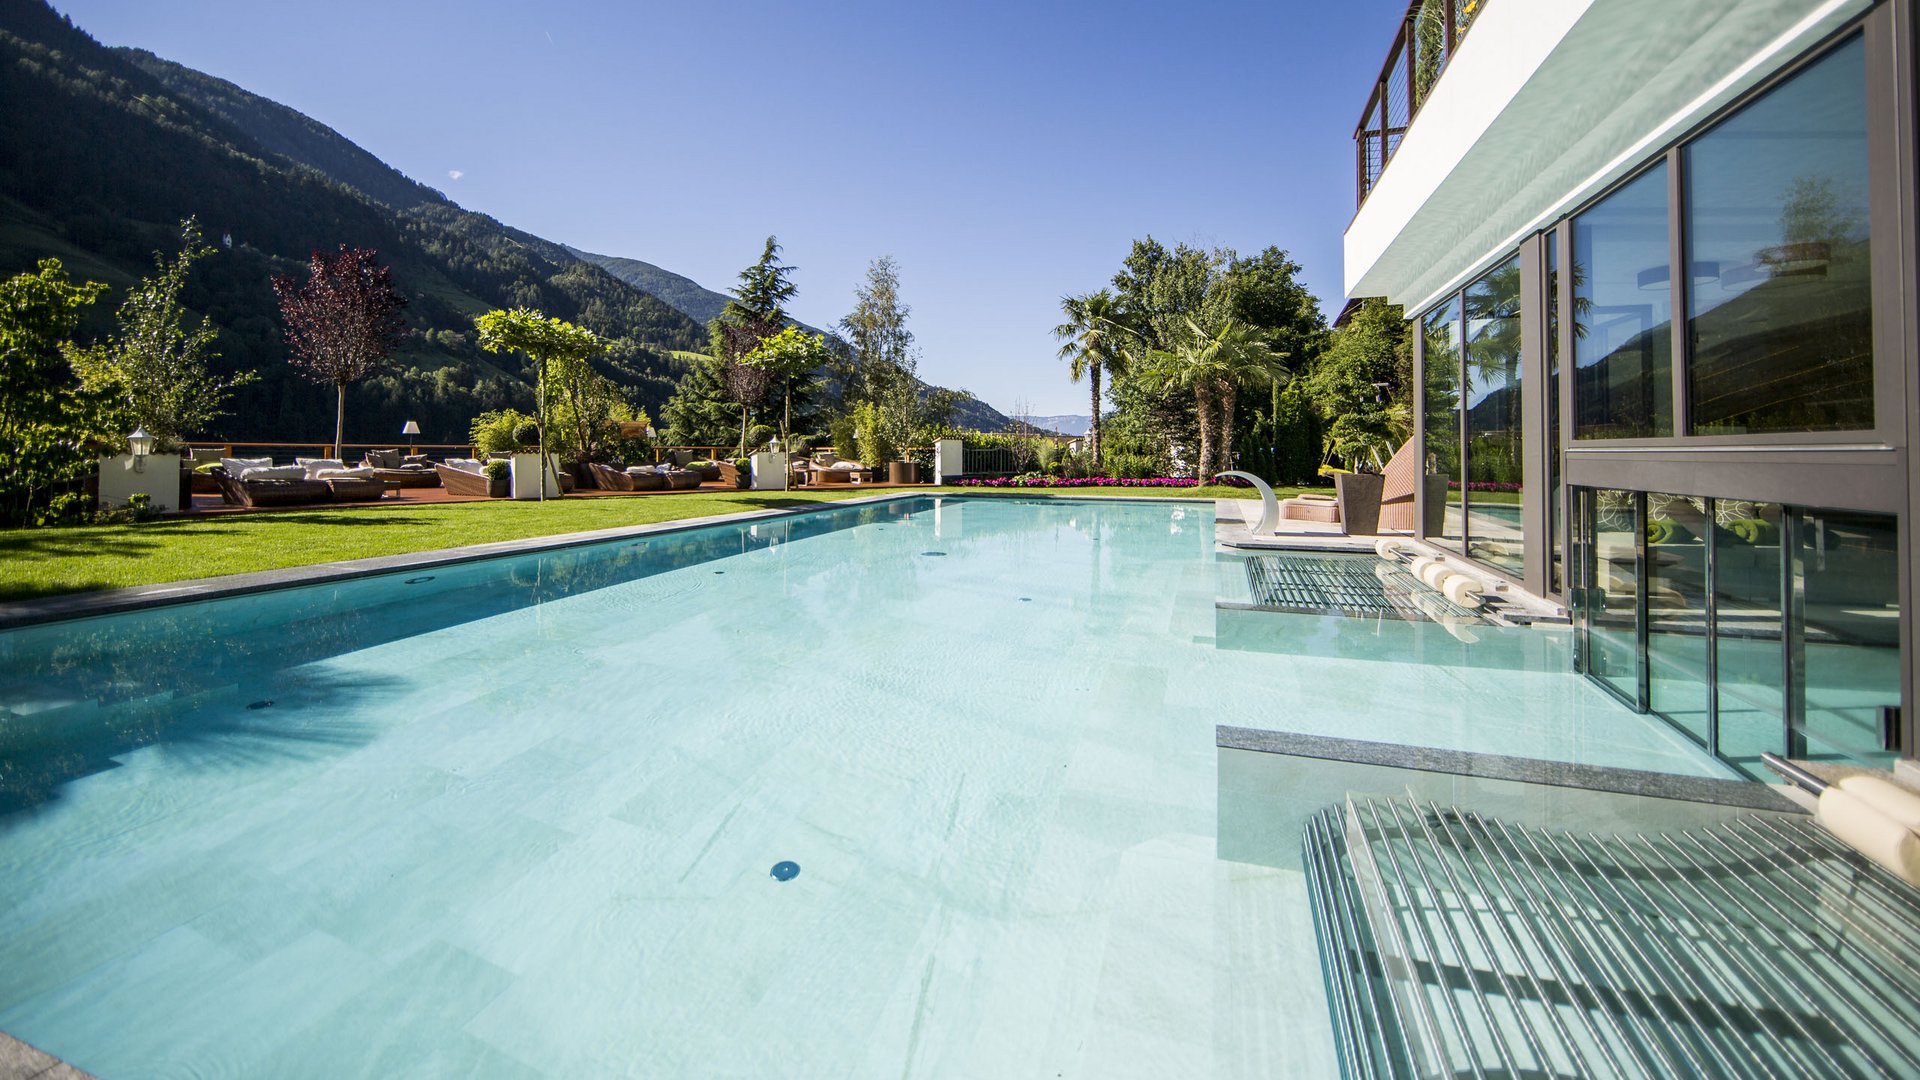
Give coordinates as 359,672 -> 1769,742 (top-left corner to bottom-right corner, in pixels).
435,461 -> 508,498
357,449 -> 441,488
1375,439 -> 1422,533
586,462 -> 638,491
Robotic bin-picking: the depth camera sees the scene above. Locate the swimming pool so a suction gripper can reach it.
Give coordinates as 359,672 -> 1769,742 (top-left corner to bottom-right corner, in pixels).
0,496 -> 1730,1077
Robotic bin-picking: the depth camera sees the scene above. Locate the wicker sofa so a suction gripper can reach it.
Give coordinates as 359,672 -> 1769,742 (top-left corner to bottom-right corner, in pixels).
435,460 -> 509,498
210,466 -> 333,508
357,449 -> 442,488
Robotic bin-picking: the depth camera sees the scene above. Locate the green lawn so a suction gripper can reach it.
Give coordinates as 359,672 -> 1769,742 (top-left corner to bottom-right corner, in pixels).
0,484 -> 1310,603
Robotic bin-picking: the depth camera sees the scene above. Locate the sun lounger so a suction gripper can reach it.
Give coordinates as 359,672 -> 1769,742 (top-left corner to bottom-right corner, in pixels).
435,461 -> 507,498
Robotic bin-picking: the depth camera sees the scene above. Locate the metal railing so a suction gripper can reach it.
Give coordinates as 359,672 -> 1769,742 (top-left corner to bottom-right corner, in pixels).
181,441 -> 478,464
1355,0 -> 1484,209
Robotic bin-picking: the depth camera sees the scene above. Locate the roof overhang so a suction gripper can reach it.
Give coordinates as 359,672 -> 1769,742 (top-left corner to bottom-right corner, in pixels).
1343,0 -> 1874,313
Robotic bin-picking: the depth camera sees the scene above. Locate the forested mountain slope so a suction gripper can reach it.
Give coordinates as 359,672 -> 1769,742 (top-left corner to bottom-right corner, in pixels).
0,0 -> 700,443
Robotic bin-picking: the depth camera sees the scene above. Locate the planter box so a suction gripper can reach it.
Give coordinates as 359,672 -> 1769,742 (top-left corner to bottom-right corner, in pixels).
750,451 -> 789,491
97,454 -> 181,512
888,461 -> 921,485
1334,471 -> 1384,536
510,453 -> 563,500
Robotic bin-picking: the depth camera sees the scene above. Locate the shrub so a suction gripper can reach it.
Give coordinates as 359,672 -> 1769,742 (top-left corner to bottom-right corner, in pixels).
1105,452 -> 1155,479
512,420 -> 542,449
852,401 -> 894,466
483,460 -> 510,483
748,423 -> 774,449
471,409 -> 538,455
827,415 -> 857,459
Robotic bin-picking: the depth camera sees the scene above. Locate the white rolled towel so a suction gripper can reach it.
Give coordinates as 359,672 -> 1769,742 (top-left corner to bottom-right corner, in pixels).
1443,575 -> 1485,607
1836,775 -> 1920,832
1374,538 -> 1404,559
1817,788 -> 1920,887
1420,561 -> 1454,589
1408,555 -> 1441,578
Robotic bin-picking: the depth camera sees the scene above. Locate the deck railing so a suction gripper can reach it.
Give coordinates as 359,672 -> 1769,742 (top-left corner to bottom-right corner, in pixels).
1354,0 -> 1484,209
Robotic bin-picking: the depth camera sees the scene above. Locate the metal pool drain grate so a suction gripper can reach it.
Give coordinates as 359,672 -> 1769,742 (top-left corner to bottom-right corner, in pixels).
1304,795 -> 1920,1079
1243,555 -> 1483,622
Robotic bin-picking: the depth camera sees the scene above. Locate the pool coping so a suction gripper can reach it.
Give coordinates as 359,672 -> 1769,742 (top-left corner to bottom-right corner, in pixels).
0,1031 -> 91,1078
0,490 -> 1225,631
0,492 -> 921,630
1216,725 -> 1801,812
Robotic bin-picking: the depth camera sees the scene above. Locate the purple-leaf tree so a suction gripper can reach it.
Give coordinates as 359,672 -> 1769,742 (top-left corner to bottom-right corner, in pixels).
271,246 -> 408,458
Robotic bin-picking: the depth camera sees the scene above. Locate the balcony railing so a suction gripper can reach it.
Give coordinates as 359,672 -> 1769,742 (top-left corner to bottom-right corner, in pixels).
1354,0 -> 1484,209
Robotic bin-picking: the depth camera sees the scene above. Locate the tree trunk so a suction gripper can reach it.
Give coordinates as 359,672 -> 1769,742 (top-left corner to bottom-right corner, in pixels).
783,381 -> 792,442
334,383 -> 346,460
1089,364 -> 1102,471
1194,383 -> 1215,483
739,406 -> 749,457
1217,377 -> 1237,479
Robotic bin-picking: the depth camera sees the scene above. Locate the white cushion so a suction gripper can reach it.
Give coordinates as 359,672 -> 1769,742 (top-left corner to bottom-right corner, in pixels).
221,456 -> 271,474
295,457 -> 345,479
239,465 -> 308,481
443,458 -> 484,474
316,466 -> 377,479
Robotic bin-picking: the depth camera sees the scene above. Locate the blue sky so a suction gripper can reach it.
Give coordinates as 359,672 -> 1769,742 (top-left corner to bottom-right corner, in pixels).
55,0 -> 1401,416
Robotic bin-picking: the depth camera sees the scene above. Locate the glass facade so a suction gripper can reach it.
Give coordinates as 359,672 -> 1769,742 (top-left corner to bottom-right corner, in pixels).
1793,509 -> 1900,766
1646,494 -> 1710,746
1714,502 -> 1786,772
1422,300 -> 1463,550
1576,489 -> 1902,776
1572,163 -> 1673,439
1464,256 -> 1524,577
1686,36 -> 1873,435
1403,20 -> 1905,777
1579,488 -> 1642,707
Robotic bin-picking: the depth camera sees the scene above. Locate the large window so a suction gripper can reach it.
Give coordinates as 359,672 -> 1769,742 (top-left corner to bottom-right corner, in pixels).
1464,256 -> 1524,577
1573,163 -> 1673,439
1685,36 -> 1873,435
1422,300 -> 1463,550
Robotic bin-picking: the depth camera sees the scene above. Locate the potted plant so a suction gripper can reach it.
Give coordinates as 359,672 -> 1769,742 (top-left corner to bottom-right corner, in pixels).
508,420 -> 561,500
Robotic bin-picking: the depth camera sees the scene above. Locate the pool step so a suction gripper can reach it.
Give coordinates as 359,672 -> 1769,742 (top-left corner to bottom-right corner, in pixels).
1304,795 -> 1920,1079
1241,554 -> 1490,623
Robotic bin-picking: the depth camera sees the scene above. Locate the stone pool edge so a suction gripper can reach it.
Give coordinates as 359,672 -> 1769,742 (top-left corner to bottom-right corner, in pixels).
0,492 -> 925,631
1216,725 -> 1801,812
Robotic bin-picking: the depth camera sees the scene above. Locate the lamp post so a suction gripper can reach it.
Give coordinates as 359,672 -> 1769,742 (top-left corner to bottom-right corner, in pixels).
401,419 -> 420,453
128,426 -> 154,473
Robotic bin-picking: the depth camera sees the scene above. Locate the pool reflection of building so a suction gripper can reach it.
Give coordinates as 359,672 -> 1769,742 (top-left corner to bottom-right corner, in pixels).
1345,0 -> 1912,779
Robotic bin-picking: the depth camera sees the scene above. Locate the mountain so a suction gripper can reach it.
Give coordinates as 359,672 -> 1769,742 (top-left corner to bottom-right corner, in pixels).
0,0 -> 715,445
567,247 -> 733,329
1028,414 -> 1092,437
0,1 -> 1008,446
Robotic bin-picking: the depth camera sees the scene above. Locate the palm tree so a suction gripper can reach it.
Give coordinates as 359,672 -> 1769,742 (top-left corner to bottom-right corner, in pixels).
1052,290 -> 1129,468
1145,317 -> 1288,482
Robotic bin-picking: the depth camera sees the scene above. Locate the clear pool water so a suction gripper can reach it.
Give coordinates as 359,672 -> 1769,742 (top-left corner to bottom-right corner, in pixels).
0,496 -> 1730,1077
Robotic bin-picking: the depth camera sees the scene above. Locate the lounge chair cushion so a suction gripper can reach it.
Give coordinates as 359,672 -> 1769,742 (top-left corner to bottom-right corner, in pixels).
443,458 -> 485,474
403,454 -> 433,467
238,464 -> 308,481
295,457 -> 346,479
364,449 -> 403,469
315,466 -> 378,479
221,456 -> 271,475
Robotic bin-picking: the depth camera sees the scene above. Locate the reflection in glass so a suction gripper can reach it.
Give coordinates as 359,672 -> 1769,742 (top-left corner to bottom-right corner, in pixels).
1793,509 -> 1899,766
1574,163 -> 1672,439
1464,256 -> 1524,577
1423,300 -> 1463,549
1687,37 -> 1872,434
1647,494 -> 1710,746
1547,232 -> 1564,595
1580,488 -> 1641,705
1714,501 -> 1785,772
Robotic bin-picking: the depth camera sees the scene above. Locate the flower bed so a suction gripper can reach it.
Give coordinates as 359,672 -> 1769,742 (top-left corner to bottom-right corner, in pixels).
945,476 -> 1206,488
